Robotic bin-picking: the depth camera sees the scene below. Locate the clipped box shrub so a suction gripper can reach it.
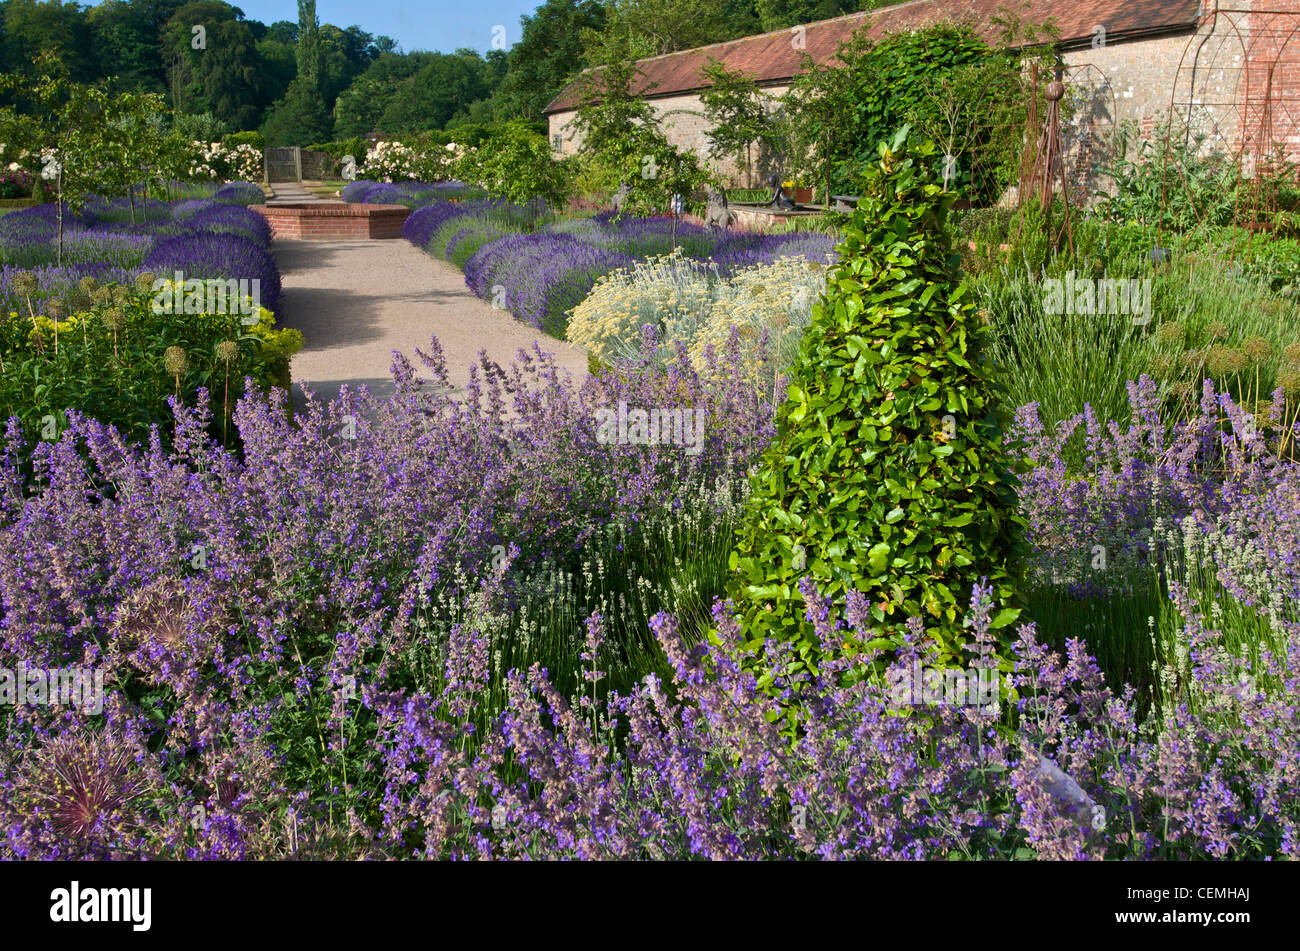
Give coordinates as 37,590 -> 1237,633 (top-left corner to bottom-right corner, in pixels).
726,129 -> 1028,719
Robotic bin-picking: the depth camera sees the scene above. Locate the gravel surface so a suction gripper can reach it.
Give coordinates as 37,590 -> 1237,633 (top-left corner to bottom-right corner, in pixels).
274,238 -> 590,413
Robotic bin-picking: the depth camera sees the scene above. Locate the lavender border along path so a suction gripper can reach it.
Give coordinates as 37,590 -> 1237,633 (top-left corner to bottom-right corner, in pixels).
276,237 -> 590,411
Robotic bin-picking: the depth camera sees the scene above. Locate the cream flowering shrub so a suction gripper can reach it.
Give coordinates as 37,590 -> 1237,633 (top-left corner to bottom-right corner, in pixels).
568,252 -> 718,367
223,143 -> 262,181
567,250 -> 826,384
690,256 -> 826,371
361,141 -> 419,182
188,141 -> 263,182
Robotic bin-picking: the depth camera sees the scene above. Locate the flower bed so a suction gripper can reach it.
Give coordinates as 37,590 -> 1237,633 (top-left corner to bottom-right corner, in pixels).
0,186 -> 294,451
380,183 -> 838,338
0,339 -> 1293,858
0,187 -> 276,315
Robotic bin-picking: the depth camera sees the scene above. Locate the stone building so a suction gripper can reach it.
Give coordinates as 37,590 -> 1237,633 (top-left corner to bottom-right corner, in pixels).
545,1 -> 1300,196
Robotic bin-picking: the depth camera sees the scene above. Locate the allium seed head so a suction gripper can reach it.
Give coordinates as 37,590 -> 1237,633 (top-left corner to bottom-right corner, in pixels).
1243,336 -> 1273,365
1155,321 -> 1185,344
1279,368 -> 1300,399
10,271 -> 36,296
163,346 -> 188,377
24,730 -> 150,848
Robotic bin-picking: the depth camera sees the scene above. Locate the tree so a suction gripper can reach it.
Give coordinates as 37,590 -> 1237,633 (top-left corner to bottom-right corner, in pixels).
377,53 -> 489,133
493,1 -> 606,121
193,17 -> 270,130
753,0 -> 899,32
455,119 -> 572,218
782,24 -> 1018,200
906,62 -> 1024,194
261,0 -> 333,144
0,0 -> 97,81
262,73 -> 333,145
87,0 -> 171,93
96,88 -> 171,221
698,59 -> 780,188
0,51 -> 116,263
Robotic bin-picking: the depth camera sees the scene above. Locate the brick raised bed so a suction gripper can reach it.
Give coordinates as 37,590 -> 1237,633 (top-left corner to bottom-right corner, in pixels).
252,202 -> 410,240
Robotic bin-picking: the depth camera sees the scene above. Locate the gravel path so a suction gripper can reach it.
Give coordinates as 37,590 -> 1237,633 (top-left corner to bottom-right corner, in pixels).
275,238 -> 590,412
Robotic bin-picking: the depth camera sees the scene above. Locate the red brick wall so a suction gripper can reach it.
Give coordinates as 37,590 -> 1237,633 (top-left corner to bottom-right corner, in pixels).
251,203 -> 410,240
1238,1 -> 1300,167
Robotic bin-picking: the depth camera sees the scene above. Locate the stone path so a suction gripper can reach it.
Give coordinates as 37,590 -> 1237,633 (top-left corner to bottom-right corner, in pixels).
274,238 -> 590,412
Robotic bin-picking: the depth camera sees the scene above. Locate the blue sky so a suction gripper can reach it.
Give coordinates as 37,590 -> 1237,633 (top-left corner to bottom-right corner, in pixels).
231,1 -> 541,54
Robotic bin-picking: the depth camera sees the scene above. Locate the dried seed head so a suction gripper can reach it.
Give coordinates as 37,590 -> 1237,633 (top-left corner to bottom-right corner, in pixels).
1283,342 -> 1300,366
44,298 -> 66,319
215,339 -> 240,363
111,286 -> 129,305
113,576 -> 191,653
1207,321 -> 1229,342
1279,368 -> 1300,399
163,346 -> 188,377
1155,321 -> 1185,345
78,276 -> 100,295
134,271 -> 158,293
68,289 -> 92,312
1242,336 -> 1273,365
23,730 -> 150,846
10,271 -> 37,297
1207,345 -> 1248,377
104,307 -> 127,332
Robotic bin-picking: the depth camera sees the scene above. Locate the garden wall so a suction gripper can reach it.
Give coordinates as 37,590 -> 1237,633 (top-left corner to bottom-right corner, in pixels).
253,202 -> 410,239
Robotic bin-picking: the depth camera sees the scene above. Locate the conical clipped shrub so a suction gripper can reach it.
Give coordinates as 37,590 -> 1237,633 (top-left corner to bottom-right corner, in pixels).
726,127 -> 1028,697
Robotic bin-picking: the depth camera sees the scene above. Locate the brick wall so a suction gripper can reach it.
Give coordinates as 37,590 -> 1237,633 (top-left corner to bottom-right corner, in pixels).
550,2 -> 1300,197
252,203 -> 410,240
549,87 -> 790,188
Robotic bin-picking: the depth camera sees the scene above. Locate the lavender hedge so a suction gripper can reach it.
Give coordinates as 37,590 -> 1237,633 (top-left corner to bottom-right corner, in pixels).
213,182 -> 266,206
464,233 -> 635,336
1,196 -> 280,316
143,232 -> 281,312
397,193 -> 839,337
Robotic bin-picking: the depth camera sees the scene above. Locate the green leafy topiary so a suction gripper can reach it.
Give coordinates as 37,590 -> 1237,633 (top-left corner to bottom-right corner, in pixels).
725,127 -> 1028,700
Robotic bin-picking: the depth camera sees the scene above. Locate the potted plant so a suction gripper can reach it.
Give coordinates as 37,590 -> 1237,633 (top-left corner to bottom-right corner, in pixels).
783,176 -> 813,205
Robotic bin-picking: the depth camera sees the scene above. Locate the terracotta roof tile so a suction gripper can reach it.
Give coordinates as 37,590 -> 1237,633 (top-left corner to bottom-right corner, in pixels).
545,0 -> 1201,113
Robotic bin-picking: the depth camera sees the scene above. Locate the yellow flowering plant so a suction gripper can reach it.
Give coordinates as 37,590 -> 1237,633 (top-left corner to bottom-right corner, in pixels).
567,250 -> 826,390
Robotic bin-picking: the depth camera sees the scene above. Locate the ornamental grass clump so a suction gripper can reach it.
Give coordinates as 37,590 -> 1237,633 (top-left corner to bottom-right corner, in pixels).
726,129 -> 1028,717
